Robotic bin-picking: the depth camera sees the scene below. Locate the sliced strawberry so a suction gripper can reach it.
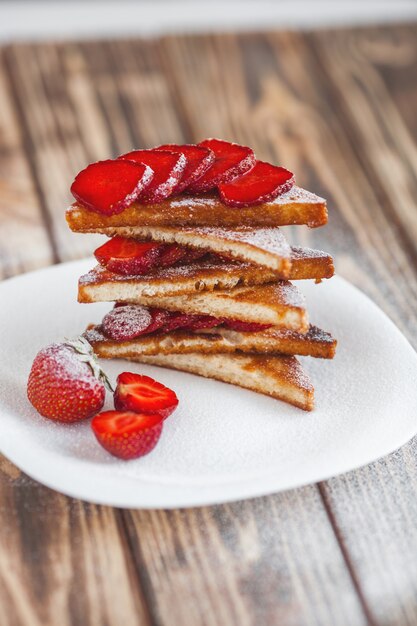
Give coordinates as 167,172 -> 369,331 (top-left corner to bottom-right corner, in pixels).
187,139 -> 255,193
182,315 -> 222,331
94,237 -> 163,275
92,410 -> 164,459
160,312 -> 196,333
181,247 -> 208,263
145,309 -> 172,334
102,305 -> 152,340
222,319 -> 272,332
114,372 -> 179,419
119,149 -> 186,203
158,244 -> 186,267
218,160 -> 294,207
71,159 -> 153,215
155,144 -> 215,193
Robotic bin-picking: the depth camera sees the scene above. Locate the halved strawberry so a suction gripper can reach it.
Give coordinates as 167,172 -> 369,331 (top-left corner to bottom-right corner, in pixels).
114,372 -> 179,419
218,160 -> 294,207
71,159 -> 153,215
119,149 -> 186,203
92,410 -> 164,459
222,319 -> 272,332
94,237 -> 163,275
102,305 -> 153,340
155,144 -> 215,193
187,139 -> 255,193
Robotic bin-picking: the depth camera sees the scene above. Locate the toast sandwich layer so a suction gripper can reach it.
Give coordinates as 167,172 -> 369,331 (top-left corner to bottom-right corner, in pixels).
67,186 -> 327,230
124,352 -> 314,411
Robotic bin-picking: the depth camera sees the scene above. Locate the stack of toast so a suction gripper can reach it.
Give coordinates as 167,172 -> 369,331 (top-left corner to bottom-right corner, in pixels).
66,140 -> 336,411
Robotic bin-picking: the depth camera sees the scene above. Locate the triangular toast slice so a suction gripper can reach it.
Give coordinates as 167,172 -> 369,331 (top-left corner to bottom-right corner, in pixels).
67,186 -> 327,230
78,247 -> 334,301
85,323 -> 336,359
124,352 -> 315,411
74,226 -> 293,273
79,281 -> 308,332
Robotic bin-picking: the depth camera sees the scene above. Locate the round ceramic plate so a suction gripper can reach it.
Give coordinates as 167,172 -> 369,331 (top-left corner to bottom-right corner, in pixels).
1,259 -> 417,508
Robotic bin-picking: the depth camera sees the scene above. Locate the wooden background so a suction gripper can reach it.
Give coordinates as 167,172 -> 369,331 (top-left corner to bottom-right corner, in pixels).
1,24 -> 417,626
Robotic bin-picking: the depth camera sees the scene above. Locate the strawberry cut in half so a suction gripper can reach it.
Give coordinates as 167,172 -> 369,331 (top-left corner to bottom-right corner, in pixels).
71,159 -> 154,215
92,410 -> 164,460
187,139 -> 256,193
94,237 -> 163,275
218,160 -> 294,207
119,149 -> 186,203
155,144 -> 215,193
114,372 -> 179,419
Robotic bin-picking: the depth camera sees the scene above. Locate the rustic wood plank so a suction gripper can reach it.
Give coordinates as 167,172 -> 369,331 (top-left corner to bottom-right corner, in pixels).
310,25 -> 417,252
125,489 -> 367,626
0,472 -> 150,626
0,49 -> 53,278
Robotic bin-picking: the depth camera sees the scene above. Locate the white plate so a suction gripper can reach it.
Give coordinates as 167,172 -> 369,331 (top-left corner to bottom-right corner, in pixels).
1,259 -> 416,508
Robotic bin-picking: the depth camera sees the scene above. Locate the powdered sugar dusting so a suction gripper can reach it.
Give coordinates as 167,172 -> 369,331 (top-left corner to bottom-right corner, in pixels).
102,305 -> 152,340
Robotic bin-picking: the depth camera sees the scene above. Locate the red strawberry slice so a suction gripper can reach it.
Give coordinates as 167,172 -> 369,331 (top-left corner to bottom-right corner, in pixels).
94,237 -> 163,275
182,315 -> 222,331
119,149 -> 186,203
92,410 -> 164,459
158,244 -> 186,267
102,305 -> 153,340
218,160 -> 294,207
187,139 -> 256,193
145,309 -> 172,334
160,312 -> 196,333
71,159 -> 154,215
222,319 -> 272,332
181,247 -> 208,263
27,338 -> 111,423
155,144 -> 215,193
114,372 -> 179,419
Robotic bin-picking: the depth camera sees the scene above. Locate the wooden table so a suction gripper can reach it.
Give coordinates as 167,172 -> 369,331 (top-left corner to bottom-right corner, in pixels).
1,24 -> 416,626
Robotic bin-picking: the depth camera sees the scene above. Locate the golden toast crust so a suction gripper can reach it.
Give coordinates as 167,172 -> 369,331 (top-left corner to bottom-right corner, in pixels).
85,323 -> 336,359
67,186 -> 327,229
126,352 -> 315,411
79,280 -> 308,332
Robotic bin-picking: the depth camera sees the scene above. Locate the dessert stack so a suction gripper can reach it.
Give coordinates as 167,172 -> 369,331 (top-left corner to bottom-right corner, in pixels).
66,139 -> 336,411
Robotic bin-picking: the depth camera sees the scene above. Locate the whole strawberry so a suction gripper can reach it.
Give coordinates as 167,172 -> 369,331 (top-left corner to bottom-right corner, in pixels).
27,337 -> 112,423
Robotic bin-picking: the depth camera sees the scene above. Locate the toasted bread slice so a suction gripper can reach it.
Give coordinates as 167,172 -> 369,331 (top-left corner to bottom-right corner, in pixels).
85,323 -> 336,359
66,186 -> 327,230
73,226 -> 293,273
80,281 -> 308,332
122,352 -> 314,411
79,247 -> 334,302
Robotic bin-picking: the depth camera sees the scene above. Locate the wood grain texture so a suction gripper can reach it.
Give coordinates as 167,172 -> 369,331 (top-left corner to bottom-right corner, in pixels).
0,23 -> 416,626
0,50 -> 53,278
125,490 -> 366,626
0,474 -> 150,626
